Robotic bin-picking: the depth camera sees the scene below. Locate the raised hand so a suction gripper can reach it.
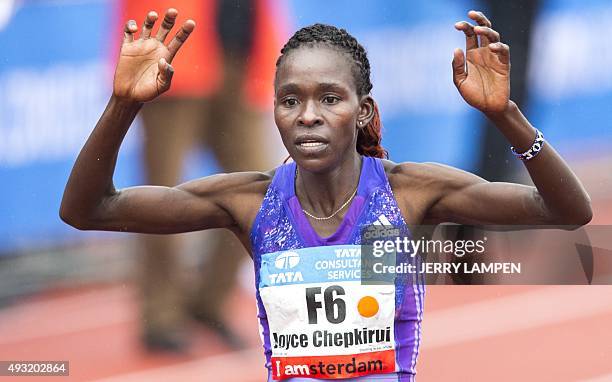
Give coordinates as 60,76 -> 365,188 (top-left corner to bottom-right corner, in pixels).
452,11 -> 510,113
114,9 -> 195,103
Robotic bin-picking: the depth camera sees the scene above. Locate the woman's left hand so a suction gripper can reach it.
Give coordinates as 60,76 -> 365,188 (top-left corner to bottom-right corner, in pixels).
452,11 -> 510,114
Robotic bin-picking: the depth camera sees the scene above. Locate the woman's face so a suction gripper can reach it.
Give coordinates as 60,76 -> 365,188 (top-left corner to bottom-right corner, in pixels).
274,46 -> 368,173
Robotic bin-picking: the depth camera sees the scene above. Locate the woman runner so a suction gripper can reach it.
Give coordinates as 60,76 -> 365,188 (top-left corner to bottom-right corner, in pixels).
60,8 -> 592,381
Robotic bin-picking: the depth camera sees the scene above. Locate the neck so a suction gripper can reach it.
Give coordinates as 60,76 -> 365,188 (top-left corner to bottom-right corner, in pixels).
295,153 -> 362,217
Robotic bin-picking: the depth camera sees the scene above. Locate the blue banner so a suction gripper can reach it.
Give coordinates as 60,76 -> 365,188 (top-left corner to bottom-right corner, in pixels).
0,0 -> 142,252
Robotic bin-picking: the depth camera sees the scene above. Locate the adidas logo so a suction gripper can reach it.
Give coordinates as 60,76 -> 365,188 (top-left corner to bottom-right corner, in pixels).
372,214 -> 392,226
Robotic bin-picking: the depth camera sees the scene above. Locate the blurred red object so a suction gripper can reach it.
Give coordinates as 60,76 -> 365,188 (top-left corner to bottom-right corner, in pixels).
119,0 -> 285,111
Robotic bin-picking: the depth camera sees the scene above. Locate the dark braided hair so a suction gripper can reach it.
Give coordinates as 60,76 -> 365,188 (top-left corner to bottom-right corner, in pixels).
276,23 -> 388,159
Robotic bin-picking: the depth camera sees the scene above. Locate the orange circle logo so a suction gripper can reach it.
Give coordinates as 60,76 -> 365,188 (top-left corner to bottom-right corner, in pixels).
357,296 -> 379,318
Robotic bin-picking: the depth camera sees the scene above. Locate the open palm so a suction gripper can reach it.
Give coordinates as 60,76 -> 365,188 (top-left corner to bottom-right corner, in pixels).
114,9 -> 195,103
452,11 -> 510,113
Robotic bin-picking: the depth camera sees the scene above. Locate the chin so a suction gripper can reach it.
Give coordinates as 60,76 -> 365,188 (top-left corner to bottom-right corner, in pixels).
293,156 -> 333,173
290,151 -> 337,174
297,153 -> 360,176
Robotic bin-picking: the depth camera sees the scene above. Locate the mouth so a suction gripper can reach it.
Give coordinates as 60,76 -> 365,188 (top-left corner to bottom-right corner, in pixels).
298,141 -> 326,148
294,135 -> 329,154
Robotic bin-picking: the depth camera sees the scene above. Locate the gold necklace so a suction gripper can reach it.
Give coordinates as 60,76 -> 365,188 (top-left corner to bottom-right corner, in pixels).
296,168 -> 358,221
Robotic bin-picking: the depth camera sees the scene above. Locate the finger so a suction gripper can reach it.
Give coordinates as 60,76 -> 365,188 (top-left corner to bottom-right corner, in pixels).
167,20 -> 196,62
474,26 -> 500,47
141,11 -> 158,39
156,8 -> 178,42
123,20 -> 137,43
454,21 -> 478,50
468,10 -> 492,28
157,58 -> 174,93
488,42 -> 510,65
452,48 -> 467,85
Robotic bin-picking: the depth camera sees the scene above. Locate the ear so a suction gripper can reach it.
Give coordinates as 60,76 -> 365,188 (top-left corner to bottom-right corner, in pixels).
356,95 -> 375,128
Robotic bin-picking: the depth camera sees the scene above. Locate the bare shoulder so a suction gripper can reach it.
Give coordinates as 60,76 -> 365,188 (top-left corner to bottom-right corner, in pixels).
382,159 -> 482,191
177,168 -> 275,197
382,160 -> 446,203
379,159 -> 483,225
177,168 -> 276,235
382,160 -> 450,189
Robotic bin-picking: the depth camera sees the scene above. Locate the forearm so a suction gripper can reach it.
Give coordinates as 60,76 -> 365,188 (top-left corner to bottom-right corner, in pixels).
485,101 -> 592,224
60,96 -> 142,225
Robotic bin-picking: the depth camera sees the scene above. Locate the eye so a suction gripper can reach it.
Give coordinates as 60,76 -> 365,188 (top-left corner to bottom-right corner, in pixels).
322,95 -> 340,105
281,97 -> 299,107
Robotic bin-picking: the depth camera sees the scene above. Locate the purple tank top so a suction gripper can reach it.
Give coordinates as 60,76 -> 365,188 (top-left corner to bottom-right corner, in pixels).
250,157 -> 424,382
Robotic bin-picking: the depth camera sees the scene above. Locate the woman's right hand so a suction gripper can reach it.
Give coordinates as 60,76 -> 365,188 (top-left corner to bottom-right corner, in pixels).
113,9 -> 195,103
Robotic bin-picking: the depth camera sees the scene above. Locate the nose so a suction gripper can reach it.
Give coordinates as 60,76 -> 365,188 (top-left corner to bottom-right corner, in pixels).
297,100 -> 323,127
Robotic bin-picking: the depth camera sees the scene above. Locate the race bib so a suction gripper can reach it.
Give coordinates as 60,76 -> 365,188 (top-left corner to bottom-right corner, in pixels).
259,245 -> 397,380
